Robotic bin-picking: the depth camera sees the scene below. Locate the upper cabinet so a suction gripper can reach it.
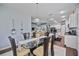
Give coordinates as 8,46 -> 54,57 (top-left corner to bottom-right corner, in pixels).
69,10 -> 77,28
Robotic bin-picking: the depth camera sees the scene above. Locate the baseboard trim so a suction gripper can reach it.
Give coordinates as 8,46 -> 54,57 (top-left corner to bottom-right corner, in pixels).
0,47 -> 11,54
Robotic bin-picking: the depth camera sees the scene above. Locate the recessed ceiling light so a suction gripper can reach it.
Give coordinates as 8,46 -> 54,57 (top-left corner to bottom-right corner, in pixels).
61,15 -> 66,18
62,18 -> 66,21
34,18 -> 40,22
48,13 -> 54,17
49,18 -> 54,21
54,20 -> 58,23
60,10 -> 66,14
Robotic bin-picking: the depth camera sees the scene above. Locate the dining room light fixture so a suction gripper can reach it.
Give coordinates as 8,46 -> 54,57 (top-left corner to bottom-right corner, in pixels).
48,13 -> 54,17
54,20 -> 58,23
49,18 -> 54,21
35,18 -> 40,22
61,15 -> 66,18
20,20 -> 24,34
60,10 -> 66,14
34,3 -> 40,22
62,18 -> 66,21
11,18 -> 16,34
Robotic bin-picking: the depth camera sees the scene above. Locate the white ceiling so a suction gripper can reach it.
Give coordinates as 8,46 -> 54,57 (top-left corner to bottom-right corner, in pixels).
1,3 -> 79,24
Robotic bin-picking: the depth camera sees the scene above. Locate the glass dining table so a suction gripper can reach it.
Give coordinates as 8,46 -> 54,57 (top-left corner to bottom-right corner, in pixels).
17,36 -> 47,56
16,33 -> 54,56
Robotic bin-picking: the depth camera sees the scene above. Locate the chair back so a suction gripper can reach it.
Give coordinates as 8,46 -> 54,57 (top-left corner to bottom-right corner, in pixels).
51,28 -> 56,56
45,32 -> 49,36
43,37 -> 50,56
23,33 -> 30,40
45,31 -> 54,56
51,35 -> 54,56
8,36 -> 17,56
32,32 -> 36,38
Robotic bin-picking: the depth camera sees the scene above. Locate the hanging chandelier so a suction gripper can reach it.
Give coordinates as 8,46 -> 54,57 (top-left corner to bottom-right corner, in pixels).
34,3 -> 40,22
11,18 -> 16,34
20,20 -> 24,34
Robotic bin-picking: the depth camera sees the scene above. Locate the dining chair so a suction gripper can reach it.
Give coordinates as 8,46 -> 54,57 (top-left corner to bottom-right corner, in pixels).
23,33 -> 30,40
52,27 -> 58,55
8,36 -> 17,56
32,32 -> 36,38
8,36 -> 30,56
44,31 -> 55,56
49,28 -> 57,56
51,35 -> 54,56
45,32 -> 49,36
32,36 -> 50,56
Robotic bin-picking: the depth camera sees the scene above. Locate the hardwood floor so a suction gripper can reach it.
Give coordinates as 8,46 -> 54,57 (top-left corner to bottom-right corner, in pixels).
54,36 -> 64,47
0,37 -> 78,56
0,46 -> 78,56
66,47 -> 78,56
54,36 -> 78,56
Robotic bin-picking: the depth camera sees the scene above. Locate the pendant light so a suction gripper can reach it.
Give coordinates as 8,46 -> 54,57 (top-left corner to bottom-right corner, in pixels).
11,18 -> 16,34
34,3 -> 40,23
20,20 -> 23,34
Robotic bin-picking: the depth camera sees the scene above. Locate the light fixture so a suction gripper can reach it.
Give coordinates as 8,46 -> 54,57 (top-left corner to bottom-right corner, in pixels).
48,13 -> 54,17
34,3 -> 40,22
49,18 -> 54,21
49,17 -> 57,23
35,18 -> 40,22
20,20 -> 24,34
11,19 -> 16,34
60,10 -> 66,14
61,15 -> 66,18
62,18 -> 66,21
54,20 -> 58,23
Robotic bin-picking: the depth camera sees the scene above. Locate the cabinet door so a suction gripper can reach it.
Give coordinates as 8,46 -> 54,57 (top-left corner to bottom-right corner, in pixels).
69,12 -> 77,27
65,35 -> 77,49
69,13 -> 74,27
73,12 -> 77,27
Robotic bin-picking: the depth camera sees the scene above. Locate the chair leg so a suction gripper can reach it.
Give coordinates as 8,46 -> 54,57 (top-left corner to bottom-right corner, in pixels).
28,53 -> 30,56
51,42 -> 54,56
51,36 -> 54,56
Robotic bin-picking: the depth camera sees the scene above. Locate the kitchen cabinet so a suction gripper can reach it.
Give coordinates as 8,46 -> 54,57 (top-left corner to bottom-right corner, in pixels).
69,11 -> 77,28
64,35 -> 77,49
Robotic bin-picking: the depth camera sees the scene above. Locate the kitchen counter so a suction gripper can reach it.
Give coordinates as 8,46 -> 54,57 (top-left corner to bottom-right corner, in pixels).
65,33 -> 77,36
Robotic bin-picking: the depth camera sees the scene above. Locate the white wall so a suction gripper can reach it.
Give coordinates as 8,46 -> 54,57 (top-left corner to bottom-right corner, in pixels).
77,8 -> 79,56
0,5 -> 31,48
76,5 -> 79,55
